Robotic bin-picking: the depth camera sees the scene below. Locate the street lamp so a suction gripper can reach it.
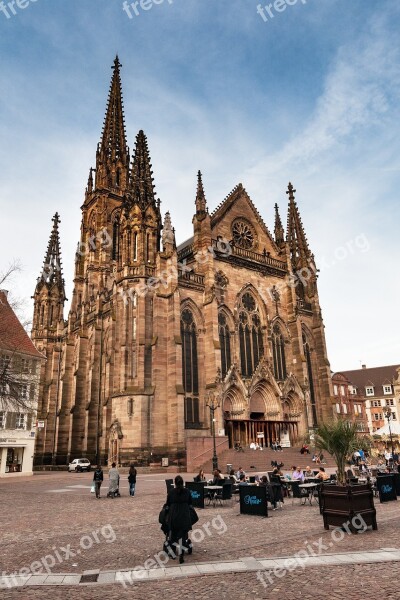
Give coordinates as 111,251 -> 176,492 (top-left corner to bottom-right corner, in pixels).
384,406 -> 395,470
206,390 -> 221,471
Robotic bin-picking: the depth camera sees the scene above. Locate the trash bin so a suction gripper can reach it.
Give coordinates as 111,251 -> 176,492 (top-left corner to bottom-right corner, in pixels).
226,463 -> 233,474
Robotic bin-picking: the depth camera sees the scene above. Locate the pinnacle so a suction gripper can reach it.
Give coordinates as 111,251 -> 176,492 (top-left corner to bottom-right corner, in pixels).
286,182 -> 311,262
274,203 -> 284,245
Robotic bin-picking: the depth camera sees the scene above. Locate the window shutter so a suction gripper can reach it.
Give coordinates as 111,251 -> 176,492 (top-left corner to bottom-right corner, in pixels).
26,413 -> 33,430
6,412 -> 16,429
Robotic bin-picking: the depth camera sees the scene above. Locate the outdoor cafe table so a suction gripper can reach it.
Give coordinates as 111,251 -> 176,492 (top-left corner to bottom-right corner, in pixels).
299,482 -> 318,505
204,485 -> 223,507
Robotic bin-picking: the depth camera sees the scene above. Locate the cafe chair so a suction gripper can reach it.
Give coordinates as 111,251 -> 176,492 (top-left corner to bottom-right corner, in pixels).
348,477 -> 359,485
269,475 -> 285,509
215,482 -> 233,507
290,481 -> 308,505
165,479 -> 174,493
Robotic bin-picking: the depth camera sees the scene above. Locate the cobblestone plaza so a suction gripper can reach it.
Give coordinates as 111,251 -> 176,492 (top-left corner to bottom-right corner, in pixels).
1,472 -> 400,598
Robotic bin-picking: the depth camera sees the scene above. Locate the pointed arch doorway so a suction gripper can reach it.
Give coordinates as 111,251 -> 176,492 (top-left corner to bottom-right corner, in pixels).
223,386 -> 300,448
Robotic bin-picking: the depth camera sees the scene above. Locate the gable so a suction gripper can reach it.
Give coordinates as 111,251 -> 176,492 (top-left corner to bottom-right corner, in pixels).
210,184 -> 280,258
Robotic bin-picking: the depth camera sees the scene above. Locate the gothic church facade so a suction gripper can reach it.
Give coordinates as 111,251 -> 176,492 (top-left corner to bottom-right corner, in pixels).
32,58 -> 333,467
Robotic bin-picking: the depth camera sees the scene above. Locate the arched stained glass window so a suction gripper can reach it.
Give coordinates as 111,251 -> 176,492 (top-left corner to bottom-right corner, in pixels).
181,308 -> 200,427
238,293 -> 264,378
271,324 -> 287,381
112,220 -> 120,261
303,332 -> 317,426
218,313 -> 231,378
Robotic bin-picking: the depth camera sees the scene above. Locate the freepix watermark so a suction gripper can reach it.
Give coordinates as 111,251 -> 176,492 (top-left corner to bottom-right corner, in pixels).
257,0 -> 307,23
0,0 -> 38,19
256,514 -> 368,589
122,0 -> 173,19
1,525 -> 116,589
116,515 -> 227,589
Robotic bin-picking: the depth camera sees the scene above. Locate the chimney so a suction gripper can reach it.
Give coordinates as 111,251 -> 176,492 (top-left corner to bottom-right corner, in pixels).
0,289 -> 9,298
362,364 -> 366,369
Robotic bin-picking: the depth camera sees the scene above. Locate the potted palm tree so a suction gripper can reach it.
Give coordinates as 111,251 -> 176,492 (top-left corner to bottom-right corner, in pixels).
314,420 -> 377,532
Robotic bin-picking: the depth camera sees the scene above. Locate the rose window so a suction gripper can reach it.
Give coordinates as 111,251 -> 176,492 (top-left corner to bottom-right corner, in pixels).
232,220 -> 254,249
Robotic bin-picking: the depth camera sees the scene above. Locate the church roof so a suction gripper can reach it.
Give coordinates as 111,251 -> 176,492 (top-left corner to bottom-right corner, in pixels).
0,291 -> 44,359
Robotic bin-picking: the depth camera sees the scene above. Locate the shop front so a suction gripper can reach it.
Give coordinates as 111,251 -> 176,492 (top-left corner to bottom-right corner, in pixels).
0,434 -> 35,477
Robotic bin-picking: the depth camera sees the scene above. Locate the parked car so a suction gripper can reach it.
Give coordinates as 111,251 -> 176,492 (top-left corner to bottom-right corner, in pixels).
68,458 -> 91,472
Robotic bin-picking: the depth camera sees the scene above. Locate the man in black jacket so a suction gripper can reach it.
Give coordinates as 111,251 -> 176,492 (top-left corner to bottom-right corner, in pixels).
93,465 -> 104,499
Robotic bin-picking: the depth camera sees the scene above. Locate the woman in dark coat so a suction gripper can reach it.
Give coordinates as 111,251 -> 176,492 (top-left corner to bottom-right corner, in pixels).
166,475 -> 192,563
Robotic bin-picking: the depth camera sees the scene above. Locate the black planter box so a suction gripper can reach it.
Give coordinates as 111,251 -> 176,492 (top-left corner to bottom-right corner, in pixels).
320,483 -> 377,533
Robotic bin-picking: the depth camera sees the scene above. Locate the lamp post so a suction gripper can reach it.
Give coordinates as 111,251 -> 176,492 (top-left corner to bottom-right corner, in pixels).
206,390 -> 221,471
384,406 -> 395,470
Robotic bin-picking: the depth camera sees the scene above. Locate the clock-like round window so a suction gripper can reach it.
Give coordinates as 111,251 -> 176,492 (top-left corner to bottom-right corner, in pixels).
232,220 -> 254,249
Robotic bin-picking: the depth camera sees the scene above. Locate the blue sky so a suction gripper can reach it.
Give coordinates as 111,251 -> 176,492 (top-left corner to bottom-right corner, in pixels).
0,0 -> 399,371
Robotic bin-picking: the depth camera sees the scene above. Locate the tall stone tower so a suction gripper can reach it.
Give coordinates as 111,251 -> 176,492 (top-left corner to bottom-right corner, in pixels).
33,58 -> 333,468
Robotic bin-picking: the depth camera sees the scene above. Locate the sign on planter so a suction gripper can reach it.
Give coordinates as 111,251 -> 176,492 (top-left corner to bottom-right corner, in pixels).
377,474 -> 397,503
186,482 -> 205,508
239,485 -> 268,517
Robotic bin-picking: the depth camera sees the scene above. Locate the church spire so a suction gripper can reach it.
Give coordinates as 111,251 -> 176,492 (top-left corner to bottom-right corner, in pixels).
195,170 -> 207,220
129,130 -> 157,209
286,182 -> 311,267
36,213 -> 66,298
32,213 -> 66,336
95,56 -> 130,191
274,203 -> 284,246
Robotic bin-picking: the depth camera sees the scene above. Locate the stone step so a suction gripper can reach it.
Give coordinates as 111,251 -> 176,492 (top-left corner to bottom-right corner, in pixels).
200,447 -> 333,475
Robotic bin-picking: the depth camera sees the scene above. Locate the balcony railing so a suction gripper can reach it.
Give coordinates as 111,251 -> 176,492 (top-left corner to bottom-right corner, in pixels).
211,239 -> 287,271
178,269 -> 205,286
296,299 -> 313,313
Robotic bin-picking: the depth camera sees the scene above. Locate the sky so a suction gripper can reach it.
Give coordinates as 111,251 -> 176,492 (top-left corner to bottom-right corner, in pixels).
0,0 -> 399,372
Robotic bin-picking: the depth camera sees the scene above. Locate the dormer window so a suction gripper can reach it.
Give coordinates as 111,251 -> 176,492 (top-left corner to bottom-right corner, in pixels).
365,387 -> 374,396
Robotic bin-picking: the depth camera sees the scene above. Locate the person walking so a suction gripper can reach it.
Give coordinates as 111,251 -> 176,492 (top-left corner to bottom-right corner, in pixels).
93,465 -> 103,499
128,464 -> 137,497
166,475 -> 193,564
108,462 -> 120,497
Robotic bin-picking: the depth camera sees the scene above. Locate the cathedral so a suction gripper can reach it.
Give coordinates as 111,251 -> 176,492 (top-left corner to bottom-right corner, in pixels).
32,57 -> 333,468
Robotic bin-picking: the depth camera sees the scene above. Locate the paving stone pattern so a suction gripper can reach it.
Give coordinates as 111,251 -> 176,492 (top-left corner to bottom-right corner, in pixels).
2,564 -> 400,599
1,472 -> 400,598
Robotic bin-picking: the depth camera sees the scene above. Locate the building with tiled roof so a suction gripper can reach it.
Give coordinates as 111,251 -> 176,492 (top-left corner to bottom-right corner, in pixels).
331,371 -> 369,434
0,289 -> 44,477
335,365 -> 400,434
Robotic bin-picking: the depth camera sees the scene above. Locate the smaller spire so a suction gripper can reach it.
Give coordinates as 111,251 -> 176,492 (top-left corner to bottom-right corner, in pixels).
86,167 -> 94,194
130,130 -> 157,208
274,203 -> 284,246
286,182 -> 311,266
37,213 -> 66,299
162,211 -> 175,252
195,170 -> 207,220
